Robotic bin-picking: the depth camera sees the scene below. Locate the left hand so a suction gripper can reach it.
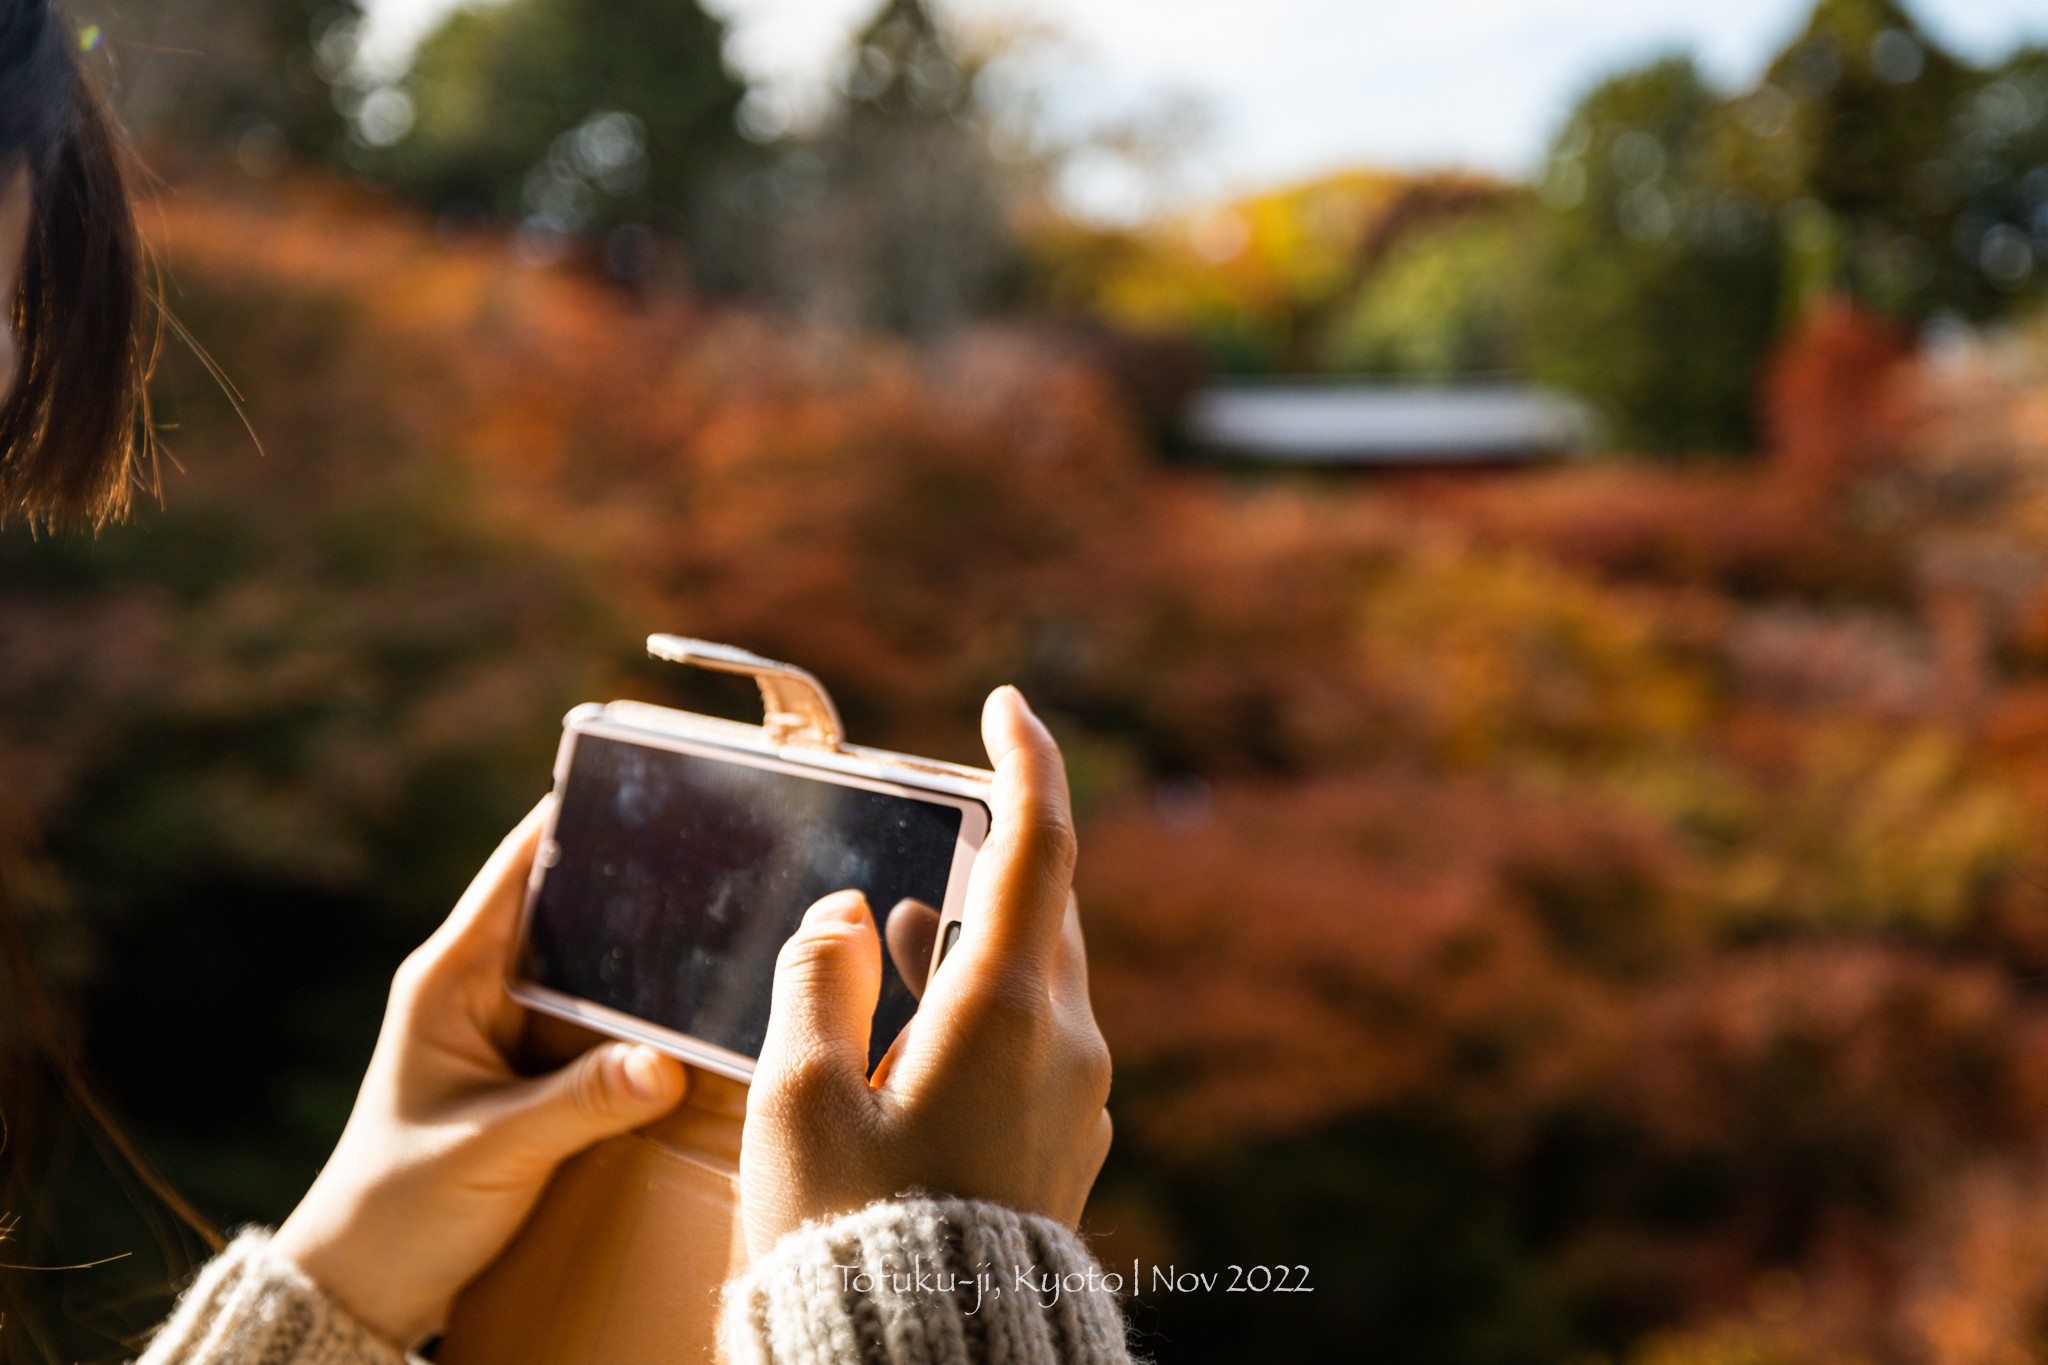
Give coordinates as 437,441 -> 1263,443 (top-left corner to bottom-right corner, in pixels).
273,800 -> 689,1349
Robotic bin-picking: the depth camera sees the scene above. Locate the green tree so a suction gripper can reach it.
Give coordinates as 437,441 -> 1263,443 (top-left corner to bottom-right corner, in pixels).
384,0 -> 746,241
1524,58 -> 1784,455
1320,210 -> 1527,378
1939,46 -> 2048,303
74,0 -> 358,159
1730,0 -> 1982,317
842,0 -> 976,124
716,0 -> 1020,332
1518,1 -> 2047,455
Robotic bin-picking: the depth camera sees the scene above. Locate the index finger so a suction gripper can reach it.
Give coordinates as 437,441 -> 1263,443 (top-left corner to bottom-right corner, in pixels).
423,796 -> 552,969
943,687 -> 1077,991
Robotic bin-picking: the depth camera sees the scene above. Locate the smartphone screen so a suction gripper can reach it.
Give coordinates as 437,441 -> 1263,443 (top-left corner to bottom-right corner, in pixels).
521,730 -> 980,1072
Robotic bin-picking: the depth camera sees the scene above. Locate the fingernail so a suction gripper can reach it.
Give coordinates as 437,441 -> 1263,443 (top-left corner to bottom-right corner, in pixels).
998,685 -> 1034,719
806,890 -> 869,927
621,1045 -> 669,1102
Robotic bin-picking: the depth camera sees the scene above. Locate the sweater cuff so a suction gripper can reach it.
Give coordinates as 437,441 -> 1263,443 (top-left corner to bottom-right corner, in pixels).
719,1197 -> 1132,1365
136,1228 -> 412,1365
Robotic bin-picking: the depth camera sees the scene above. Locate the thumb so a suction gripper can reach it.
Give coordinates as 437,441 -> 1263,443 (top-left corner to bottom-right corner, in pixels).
755,891 -> 882,1111
511,1041 -> 687,1158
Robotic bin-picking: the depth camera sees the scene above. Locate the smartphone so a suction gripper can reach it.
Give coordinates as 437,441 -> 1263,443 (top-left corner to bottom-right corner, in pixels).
510,710 -> 991,1081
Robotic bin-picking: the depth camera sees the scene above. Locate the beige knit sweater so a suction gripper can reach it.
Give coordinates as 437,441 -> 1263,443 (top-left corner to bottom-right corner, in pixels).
134,1199 -> 1133,1365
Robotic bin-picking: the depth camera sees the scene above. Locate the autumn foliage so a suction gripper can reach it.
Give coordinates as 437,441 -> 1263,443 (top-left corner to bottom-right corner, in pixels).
11,174 -> 2048,1362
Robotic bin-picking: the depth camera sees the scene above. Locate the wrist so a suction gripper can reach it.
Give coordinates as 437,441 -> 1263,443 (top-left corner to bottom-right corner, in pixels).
273,1190 -> 440,1350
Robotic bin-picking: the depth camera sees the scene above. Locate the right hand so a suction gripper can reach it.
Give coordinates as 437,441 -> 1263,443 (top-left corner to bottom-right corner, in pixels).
739,685 -> 1114,1257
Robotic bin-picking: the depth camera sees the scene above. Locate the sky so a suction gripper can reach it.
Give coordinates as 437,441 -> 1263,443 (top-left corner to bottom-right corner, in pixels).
360,0 -> 2048,220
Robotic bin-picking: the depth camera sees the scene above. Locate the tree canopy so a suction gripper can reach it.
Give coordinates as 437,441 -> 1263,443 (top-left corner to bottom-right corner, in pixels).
383,0 -> 745,242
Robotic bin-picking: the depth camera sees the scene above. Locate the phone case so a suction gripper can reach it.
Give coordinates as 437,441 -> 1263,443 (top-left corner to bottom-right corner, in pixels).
438,637 -> 995,1365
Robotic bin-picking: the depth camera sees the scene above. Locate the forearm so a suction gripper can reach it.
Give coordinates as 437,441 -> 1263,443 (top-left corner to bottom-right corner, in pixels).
720,1197 -> 1135,1365
139,1200 -> 1135,1365
134,1230 -> 412,1365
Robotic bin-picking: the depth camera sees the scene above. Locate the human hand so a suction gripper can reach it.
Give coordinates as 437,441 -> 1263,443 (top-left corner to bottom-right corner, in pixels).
740,686 -> 1114,1257
272,802 -> 689,1349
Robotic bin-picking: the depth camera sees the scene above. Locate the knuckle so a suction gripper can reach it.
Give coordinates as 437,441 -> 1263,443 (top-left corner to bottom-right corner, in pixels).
774,933 -> 823,979
775,926 -> 858,981
976,963 -> 1053,1028
570,1054 -> 617,1125
757,1046 -> 855,1124
1077,1032 -> 1114,1106
1018,808 -> 1079,873
387,948 -> 435,1004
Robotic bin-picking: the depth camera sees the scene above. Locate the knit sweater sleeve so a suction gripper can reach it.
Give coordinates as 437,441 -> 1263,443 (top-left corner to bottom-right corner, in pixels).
718,1197 -> 1135,1365
133,1229 -> 413,1365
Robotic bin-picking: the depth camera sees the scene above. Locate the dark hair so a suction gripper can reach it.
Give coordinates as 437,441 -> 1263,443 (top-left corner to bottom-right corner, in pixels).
0,0 -> 152,529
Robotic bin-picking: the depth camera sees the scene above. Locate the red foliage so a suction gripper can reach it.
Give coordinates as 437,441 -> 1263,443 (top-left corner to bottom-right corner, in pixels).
45,174 -> 2048,1359
1404,465 -> 1889,595
1760,298 -> 1917,504
1394,303 -> 1922,602
1080,774 -> 1687,1151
